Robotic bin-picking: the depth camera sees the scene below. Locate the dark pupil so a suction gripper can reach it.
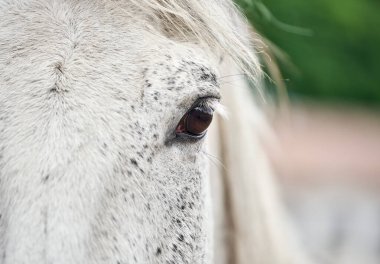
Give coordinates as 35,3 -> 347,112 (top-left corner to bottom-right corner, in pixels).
186,106 -> 213,135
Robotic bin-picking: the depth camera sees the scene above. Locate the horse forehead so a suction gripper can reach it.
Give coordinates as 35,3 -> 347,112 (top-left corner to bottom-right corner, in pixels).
0,0 -> 218,65
0,0 -> 219,92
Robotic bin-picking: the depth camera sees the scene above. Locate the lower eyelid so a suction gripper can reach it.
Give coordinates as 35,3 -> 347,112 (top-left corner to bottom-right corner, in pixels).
176,131 -> 207,140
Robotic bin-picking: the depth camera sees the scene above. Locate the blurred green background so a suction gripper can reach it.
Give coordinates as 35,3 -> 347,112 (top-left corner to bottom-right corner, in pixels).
236,0 -> 380,106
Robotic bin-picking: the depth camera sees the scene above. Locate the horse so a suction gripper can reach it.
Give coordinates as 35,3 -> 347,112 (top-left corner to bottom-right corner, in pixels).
0,0 -> 310,263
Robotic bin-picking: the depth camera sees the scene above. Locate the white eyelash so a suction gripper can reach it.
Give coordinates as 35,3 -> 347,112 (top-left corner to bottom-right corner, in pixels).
207,100 -> 228,119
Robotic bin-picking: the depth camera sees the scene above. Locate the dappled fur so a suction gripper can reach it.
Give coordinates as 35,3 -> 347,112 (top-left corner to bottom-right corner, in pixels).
0,0 -> 308,263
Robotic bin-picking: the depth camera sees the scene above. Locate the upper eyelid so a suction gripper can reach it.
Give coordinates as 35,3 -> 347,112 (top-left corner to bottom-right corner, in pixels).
183,96 -> 221,117
193,96 -> 220,108
177,92 -> 220,114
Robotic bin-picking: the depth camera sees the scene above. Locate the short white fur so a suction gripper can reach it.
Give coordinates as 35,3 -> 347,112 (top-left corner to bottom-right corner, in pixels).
0,0 -> 309,264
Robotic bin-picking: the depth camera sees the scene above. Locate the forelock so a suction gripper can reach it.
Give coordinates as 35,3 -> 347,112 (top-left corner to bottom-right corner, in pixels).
128,0 -> 263,85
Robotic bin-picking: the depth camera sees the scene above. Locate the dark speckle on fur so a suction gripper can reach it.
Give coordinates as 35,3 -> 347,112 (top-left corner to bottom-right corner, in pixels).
130,159 -> 138,166
42,174 -> 50,183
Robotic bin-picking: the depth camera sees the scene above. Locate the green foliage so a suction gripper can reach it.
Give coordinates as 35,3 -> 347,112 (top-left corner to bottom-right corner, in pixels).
236,0 -> 380,105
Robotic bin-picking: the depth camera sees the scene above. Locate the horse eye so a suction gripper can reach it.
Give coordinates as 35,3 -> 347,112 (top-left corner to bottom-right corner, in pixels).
175,102 -> 214,139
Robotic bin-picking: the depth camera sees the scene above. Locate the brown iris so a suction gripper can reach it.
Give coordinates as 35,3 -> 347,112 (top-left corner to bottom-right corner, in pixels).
176,104 -> 214,138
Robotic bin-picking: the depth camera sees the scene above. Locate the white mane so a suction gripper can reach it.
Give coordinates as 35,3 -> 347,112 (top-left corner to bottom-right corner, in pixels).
127,1 -> 310,263
131,1 -> 311,263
